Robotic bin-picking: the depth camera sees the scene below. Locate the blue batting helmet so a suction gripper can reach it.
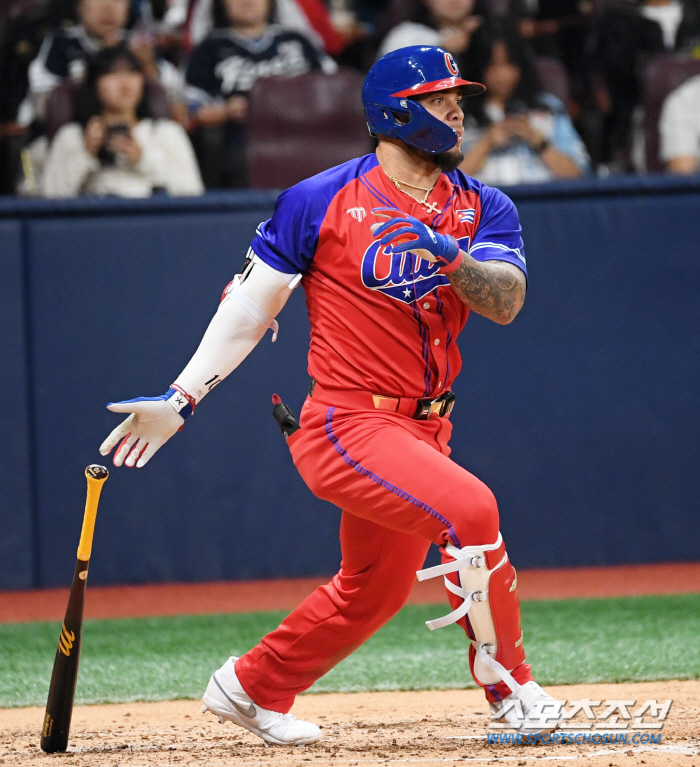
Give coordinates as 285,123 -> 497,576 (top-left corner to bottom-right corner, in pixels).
362,46 -> 485,154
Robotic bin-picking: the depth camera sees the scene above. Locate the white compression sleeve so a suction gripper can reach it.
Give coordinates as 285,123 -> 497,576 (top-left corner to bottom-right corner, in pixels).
173,259 -> 297,402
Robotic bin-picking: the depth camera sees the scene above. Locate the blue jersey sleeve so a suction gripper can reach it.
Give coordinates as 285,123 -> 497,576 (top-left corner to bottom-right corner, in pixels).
250,186 -> 324,274
469,184 -> 527,277
250,155 -> 378,274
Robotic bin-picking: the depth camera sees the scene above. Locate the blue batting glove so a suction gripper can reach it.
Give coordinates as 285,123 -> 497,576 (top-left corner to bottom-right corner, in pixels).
370,207 -> 462,273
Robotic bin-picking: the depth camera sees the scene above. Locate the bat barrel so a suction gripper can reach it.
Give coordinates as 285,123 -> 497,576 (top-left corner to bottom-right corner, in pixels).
40,559 -> 88,753
40,465 -> 108,753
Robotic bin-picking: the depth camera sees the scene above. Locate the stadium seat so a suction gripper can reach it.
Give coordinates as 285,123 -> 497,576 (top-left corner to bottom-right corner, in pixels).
45,78 -> 170,140
246,69 -> 374,190
643,54 -> 700,172
534,56 -> 570,105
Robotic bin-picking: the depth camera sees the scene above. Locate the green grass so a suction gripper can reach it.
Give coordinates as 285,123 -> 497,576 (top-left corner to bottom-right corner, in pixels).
1,595 -> 699,708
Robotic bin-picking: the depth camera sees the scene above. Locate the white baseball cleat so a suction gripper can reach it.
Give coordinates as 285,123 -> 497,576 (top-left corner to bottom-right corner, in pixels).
202,657 -> 322,746
490,681 -> 564,733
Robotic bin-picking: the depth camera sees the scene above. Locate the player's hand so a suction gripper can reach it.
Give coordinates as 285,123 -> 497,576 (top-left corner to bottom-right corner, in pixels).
370,208 -> 462,273
99,388 -> 193,468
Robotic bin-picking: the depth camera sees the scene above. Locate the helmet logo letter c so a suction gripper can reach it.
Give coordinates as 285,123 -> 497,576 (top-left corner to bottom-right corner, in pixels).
445,53 -> 459,77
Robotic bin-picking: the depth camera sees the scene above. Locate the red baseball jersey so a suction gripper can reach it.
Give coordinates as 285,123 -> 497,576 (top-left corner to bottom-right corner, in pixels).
250,154 -> 527,399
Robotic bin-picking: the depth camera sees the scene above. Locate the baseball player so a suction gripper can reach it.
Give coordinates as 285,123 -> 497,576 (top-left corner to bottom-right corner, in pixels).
100,46 -> 562,745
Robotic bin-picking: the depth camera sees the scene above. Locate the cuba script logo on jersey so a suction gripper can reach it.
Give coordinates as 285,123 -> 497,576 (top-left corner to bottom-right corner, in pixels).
361,241 -> 449,304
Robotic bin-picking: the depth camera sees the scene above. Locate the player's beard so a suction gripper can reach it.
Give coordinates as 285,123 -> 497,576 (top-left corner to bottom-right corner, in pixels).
434,145 -> 465,173
410,143 -> 465,174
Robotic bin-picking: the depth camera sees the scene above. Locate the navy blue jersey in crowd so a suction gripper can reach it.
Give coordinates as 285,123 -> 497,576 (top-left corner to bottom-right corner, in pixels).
184,25 -> 325,104
30,26 -> 107,91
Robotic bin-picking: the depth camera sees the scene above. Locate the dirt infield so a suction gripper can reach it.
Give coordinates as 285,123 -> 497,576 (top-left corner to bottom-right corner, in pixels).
2,681 -> 698,767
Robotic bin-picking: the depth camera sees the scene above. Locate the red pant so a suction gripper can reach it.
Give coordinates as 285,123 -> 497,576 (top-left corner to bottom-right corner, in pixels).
235,396 -> 533,712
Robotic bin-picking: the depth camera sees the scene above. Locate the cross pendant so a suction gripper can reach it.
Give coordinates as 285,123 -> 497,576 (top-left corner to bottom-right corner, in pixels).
423,201 -> 441,214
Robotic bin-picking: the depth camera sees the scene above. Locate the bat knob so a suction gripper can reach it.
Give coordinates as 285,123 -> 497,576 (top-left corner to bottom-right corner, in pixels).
86,465 -> 109,481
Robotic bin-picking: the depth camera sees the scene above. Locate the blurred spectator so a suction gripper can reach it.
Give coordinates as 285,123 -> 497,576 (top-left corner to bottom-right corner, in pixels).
164,0 -> 346,53
42,46 -> 203,196
19,0 -> 184,127
592,0 -> 665,171
0,0 -> 71,193
0,0 -> 74,127
514,0 -> 595,79
660,73 -> 700,173
640,0 -> 700,53
185,0 -> 336,187
378,0 -> 493,80
460,31 -> 588,185
512,1 -> 598,162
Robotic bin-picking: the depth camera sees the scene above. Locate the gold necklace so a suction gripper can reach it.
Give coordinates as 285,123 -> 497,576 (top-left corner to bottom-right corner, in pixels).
388,174 -> 442,215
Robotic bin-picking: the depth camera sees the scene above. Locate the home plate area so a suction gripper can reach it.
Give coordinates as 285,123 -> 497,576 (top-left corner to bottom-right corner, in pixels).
2,681 -> 699,767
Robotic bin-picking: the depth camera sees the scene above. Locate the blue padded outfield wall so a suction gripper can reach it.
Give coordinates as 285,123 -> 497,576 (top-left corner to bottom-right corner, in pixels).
1,175 -> 699,590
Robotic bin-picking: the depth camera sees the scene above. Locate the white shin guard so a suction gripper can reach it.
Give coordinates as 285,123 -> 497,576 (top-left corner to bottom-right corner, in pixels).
417,533 -> 521,693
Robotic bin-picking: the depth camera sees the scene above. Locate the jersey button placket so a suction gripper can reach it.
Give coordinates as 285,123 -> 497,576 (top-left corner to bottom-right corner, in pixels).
421,304 -> 447,396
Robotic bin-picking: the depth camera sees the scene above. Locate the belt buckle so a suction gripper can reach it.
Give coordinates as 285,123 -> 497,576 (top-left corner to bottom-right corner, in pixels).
414,392 -> 455,420
413,399 -> 431,420
441,391 -> 456,417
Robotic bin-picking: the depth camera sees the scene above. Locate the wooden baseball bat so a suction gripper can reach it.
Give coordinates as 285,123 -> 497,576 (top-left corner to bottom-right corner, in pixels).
40,464 -> 109,754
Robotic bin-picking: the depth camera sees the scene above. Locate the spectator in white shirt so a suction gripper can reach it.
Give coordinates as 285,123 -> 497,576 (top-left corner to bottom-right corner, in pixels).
660,73 -> 700,174
42,46 -> 203,197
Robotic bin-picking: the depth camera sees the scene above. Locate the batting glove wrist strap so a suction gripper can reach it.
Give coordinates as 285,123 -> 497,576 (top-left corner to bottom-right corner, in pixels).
167,385 -> 196,418
370,207 -> 462,270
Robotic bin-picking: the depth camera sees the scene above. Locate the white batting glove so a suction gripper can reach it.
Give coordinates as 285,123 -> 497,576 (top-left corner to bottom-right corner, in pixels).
99,387 -> 195,468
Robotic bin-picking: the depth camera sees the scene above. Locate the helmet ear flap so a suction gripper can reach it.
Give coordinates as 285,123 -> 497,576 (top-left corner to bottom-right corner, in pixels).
362,98 -> 458,154
394,99 -> 459,154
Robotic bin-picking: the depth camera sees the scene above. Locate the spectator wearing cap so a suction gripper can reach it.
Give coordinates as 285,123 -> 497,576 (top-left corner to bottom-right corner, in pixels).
185,0 -> 335,188
659,73 -> 700,173
460,30 -> 588,186
42,46 -> 203,197
20,0 -> 184,127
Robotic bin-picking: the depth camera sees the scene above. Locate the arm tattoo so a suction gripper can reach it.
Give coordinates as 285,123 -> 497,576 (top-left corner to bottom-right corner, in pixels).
447,254 -> 526,324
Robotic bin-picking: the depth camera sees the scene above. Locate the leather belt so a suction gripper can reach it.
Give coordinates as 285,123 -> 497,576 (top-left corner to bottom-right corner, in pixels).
309,379 -> 455,420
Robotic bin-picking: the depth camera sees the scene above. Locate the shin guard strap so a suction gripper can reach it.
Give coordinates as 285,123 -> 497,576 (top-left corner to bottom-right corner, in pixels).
476,643 -> 520,694
416,534 -> 503,582
426,584 -> 477,631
